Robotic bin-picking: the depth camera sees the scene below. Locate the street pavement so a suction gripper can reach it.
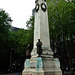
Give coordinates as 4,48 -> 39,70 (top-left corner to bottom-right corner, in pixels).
64,71 -> 75,75
0,73 -> 22,75
0,72 -> 75,75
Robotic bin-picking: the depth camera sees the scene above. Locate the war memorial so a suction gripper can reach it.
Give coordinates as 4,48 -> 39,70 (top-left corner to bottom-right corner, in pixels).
22,0 -> 62,75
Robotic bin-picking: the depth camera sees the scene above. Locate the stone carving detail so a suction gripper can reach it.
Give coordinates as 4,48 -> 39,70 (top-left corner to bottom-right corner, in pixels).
41,3 -> 47,12
35,0 -> 46,3
35,0 -> 47,12
35,0 -> 39,3
35,4 -> 39,12
35,3 -> 47,12
44,0 -> 46,2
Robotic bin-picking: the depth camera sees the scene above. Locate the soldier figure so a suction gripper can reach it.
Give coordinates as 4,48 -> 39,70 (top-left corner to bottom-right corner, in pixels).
25,44 -> 31,59
36,39 -> 42,56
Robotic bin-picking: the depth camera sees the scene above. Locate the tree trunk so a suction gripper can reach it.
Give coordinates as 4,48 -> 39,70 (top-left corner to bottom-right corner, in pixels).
64,38 -> 73,75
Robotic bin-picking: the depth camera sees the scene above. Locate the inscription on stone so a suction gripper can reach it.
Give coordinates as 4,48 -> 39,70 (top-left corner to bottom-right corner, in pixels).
30,62 -> 35,68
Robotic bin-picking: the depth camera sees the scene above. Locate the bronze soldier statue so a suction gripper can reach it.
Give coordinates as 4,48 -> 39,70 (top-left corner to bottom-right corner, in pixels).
36,39 -> 42,56
25,44 -> 31,59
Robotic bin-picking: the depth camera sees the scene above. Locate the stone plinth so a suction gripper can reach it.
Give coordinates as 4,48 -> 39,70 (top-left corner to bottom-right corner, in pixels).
22,57 -> 44,75
42,57 -> 62,75
22,56 -> 62,75
22,69 -> 44,75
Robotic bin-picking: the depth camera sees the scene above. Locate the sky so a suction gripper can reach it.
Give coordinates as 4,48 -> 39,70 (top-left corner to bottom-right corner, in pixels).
0,0 -> 35,29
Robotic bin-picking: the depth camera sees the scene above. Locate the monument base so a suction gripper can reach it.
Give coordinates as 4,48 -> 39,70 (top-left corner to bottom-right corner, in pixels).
22,69 -> 62,75
22,57 -> 62,75
44,70 -> 62,75
22,68 -> 44,75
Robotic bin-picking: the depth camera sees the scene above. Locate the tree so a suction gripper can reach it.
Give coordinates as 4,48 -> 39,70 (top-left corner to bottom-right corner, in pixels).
10,27 -> 34,57
10,29 -> 26,56
0,9 -> 12,50
0,9 -> 12,71
47,0 -> 75,75
7,16 -> 34,66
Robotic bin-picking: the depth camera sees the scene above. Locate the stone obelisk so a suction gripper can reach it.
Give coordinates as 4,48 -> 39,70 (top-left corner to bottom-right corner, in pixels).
31,0 -> 53,58
22,0 -> 62,75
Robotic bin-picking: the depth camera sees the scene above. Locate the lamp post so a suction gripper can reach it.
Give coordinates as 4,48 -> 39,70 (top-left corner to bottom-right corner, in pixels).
10,48 -> 13,72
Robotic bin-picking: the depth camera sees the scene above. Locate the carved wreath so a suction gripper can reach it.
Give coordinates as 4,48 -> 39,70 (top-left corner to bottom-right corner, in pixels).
35,0 -> 46,3
41,3 -> 46,12
35,4 -> 39,12
35,3 -> 47,12
44,0 -> 46,2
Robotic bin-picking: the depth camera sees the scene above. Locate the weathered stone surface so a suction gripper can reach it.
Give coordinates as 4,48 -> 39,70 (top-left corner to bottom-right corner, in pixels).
31,0 -> 53,57
24,59 -> 30,69
22,68 -> 44,75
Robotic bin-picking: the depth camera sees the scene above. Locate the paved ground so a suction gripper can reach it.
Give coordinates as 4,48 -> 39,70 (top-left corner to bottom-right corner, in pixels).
0,73 -> 22,75
64,71 -> 75,75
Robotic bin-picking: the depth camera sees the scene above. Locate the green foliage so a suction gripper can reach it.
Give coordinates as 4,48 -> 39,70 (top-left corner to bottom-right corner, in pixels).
4,16 -> 34,57
14,16 -> 34,56
0,9 -> 12,51
47,0 -> 75,43
26,16 -> 34,30
10,28 -> 34,57
47,1 -> 75,74
0,9 -> 12,70
9,29 -> 26,56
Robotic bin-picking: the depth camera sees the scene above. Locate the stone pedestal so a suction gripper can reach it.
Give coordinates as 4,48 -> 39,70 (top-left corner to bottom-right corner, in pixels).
22,69 -> 44,75
42,57 -> 62,75
22,60 -> 62,75
22,55 -> 62,75
22,57 -> 44,75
